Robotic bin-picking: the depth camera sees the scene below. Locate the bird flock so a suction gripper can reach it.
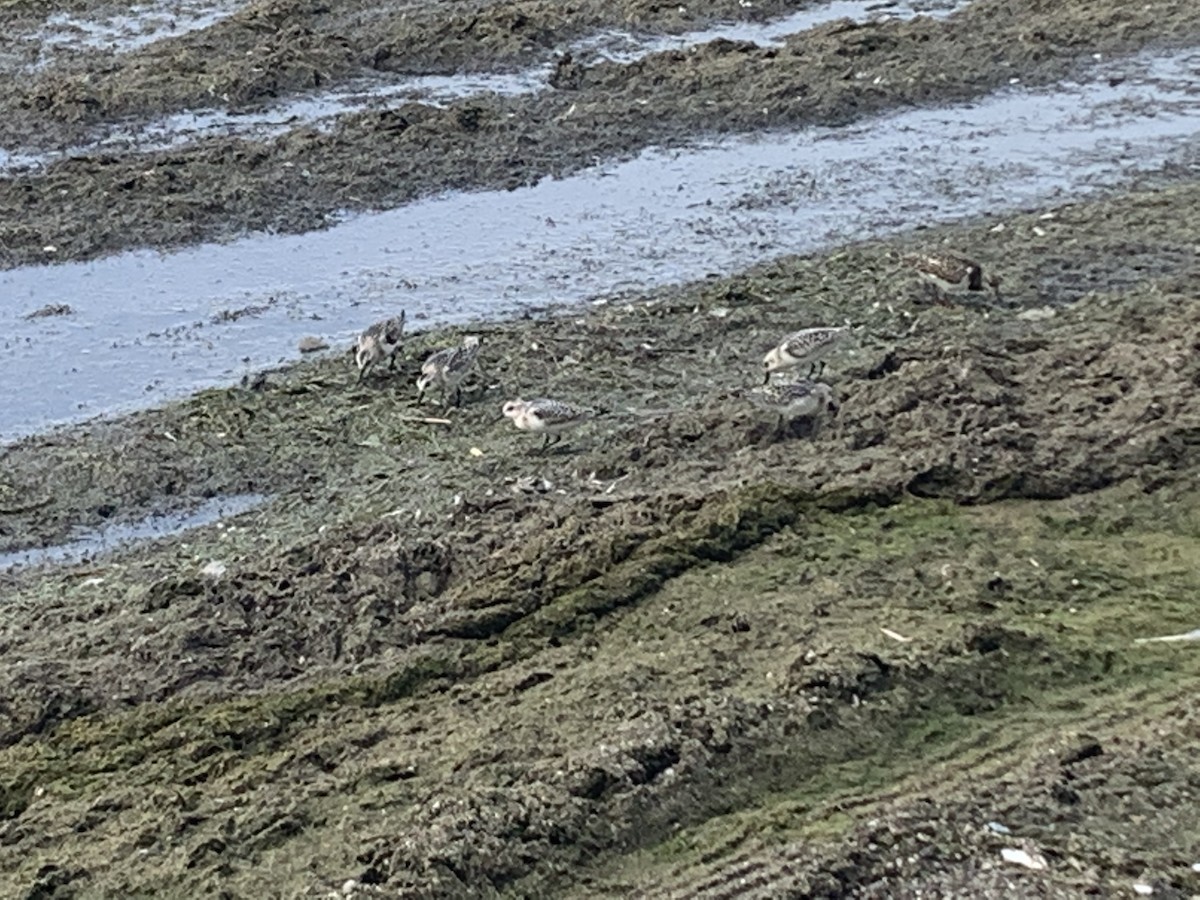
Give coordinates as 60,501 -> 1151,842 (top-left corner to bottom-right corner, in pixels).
351,252 -> 996,452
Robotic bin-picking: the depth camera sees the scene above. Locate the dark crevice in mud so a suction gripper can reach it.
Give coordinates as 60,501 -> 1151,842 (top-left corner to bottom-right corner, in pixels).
1,0 -> 1199,266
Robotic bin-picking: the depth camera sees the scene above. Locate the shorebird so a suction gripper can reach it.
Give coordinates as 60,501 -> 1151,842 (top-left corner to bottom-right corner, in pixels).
901,253 -> 1002,304
761,326 -> 847,384
746,378 -> 840,440
502,397 -> 596,452
749,379 -> 839,420
416,335 -> 482,406
355,312 -> 406,382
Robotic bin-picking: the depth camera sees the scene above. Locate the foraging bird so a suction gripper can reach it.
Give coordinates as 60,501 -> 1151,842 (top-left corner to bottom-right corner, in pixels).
416,335 -> 481,407
356,312 -> 406,382
762,326 -> 847,384
749,379 -> 839,420
502,397 -> 596,452
901,253 -> 1002,304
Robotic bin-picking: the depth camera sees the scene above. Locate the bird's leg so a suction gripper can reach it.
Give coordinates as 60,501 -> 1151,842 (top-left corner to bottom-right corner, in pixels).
762,372 -> 771,386
539,433 -> 552,453
807,362 -> 817,378
816,361 -> 826,377
388,352 -> 398,371
357,363 -> 370,384
453,386 -> 462,408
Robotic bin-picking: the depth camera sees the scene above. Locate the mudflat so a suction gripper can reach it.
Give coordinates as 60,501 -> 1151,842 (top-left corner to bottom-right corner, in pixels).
1,0 -> 1199,896
0,0 -> 1199,265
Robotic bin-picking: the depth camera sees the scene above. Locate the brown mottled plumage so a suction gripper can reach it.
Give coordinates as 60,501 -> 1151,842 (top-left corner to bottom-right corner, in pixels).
905,253 -> 984,289
761,326 -> 848,384
356,312 -> 406,381
416,336 -> 481,407
502,397 -> 596,452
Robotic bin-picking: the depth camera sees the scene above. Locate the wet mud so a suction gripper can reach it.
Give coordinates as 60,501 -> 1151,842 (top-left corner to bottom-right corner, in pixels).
1,0 -> 1199,266
2,0 -> 1200,895
4,45 -> 1196,442
1,177 -> 1199,896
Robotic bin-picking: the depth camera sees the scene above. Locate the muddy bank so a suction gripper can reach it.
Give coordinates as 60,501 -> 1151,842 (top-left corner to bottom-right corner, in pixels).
0,176 -> 1198,895
4,177 -> 1199,552
4,51 -> 1196,443
1,0 -> 949,136
2,0 -> 1200,267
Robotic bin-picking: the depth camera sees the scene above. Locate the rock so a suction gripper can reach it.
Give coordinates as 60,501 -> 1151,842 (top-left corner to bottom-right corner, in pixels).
1000,847 -> 1046,870
23,303 -> 74,319
299,336 -> 330,353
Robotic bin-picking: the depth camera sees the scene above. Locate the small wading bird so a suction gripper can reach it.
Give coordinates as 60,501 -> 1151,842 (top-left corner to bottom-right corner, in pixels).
901,253 -> 1002,304
355,312 -> 406,382
762,326 -> 847,384
749,378 -> 839,421
748,378 -> 839,438
502,398 -> 596,452
416,335 -> 482,407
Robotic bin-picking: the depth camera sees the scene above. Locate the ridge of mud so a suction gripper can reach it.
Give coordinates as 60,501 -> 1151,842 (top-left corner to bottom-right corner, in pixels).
2,487 -> 1197,896
2,0 -> 1199,267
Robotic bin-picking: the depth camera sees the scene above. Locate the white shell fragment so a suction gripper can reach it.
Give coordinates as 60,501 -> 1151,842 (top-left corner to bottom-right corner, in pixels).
1000,848 -> 1046,870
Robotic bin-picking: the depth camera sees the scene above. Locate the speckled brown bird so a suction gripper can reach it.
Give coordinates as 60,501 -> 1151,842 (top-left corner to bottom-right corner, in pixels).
902,253 -> 1001,303
417,335 -> 482,407
355,312 -> 406,381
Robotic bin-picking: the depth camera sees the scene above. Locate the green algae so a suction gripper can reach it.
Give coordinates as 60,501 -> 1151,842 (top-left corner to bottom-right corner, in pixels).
559,490 -> 1200,896
3,478 -> 1199,895
1,178 -> 1199,894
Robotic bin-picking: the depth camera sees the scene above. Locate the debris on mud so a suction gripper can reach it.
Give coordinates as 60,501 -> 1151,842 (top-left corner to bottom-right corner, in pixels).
1,175 -> 1199,896
22,302 -> 73,319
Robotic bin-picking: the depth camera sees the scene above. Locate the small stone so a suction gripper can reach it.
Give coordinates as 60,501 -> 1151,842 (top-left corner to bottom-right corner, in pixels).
1132,884 -> 1153,896
1001,848 -> 1046,870
298,336 -> 330,353
24,303 -> 74,319
986,821 -> 1011,835
200,560 -> 227,579
342,879 -> 357,894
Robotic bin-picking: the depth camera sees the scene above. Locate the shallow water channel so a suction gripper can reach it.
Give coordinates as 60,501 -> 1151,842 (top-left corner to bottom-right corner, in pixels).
0,0 -> 967,164
0,47 -> 1197,443
0,493 -> 265,571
